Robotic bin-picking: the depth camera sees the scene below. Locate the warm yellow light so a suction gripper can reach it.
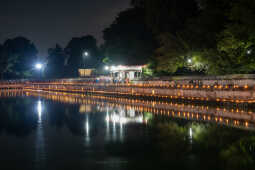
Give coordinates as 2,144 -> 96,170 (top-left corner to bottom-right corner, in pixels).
152,90 -> 155,95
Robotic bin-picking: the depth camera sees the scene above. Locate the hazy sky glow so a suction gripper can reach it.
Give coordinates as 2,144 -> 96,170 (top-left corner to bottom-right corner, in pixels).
0,0 -> 130,56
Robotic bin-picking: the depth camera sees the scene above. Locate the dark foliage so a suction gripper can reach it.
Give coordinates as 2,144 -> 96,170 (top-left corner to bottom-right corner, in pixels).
102,7 -> 156,65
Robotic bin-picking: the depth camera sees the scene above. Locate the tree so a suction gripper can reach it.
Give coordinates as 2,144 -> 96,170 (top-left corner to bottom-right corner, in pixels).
213,0 -> 255,74
102,7 -> 156,65
45,44 -> 67,78
220,137 -> 255,170
131,0 -> 199,34
130,0 -> 201,75
0,37 -> 38,79
174,0 -> 231,75
135,0 -> 240,75
65,35 -> 101,76
0,44 -> 15,79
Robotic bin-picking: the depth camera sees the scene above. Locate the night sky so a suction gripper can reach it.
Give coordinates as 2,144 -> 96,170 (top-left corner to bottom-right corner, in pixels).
0,0 -> 130,56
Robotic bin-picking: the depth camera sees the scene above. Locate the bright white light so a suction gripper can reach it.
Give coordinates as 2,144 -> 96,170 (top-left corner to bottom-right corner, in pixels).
120,117 -> 127,124
247,50 -> 252,54
105,115 -> 110,122
112,114 -> 120,122
37,100 -> 42,123
86,120 -> 89,136
37,100 -> 42,115
189,127 -> 193,138
187,59 -> 192,64
137,116 -> 143,123
84,116 -> 90,144
128,109 -> 135,117
84,51 -> 89,56
35,63 -> 42,70
105,66 -> 109,70
111,66 -> 116,71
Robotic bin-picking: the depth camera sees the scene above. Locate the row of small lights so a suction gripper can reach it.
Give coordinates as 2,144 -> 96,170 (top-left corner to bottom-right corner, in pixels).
24,81 -> 252,91
0,86 -> 253,113
23,83 -> 255,104
24,90 -> 254,115
24,90 -> 251,128
1,81 -> 251,94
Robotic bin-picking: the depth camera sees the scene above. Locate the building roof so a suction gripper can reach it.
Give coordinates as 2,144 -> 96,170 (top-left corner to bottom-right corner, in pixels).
110,65 -> 146,72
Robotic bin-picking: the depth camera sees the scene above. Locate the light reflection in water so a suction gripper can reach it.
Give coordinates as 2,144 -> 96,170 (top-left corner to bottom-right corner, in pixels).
102,106 -> 147,142
106,107 -> 110,141
84,114 -> 90,145
1,90 -> 255,170
37,100 -> 42,123
120,121 -> 124,142
189,127 -> 193,144
1,90 -> 255,130
35,99 -> 45,169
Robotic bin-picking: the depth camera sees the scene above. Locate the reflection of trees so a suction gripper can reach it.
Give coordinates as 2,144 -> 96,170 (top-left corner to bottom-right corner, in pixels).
191,123 -> 255,170
0,98 -> 38,137
1,96 -> 255,170
64,107 -> 86,136
147,116 -> 255,170
154,123 -> 189,161
192,124 -> 247,151
55,106 -> 104,137
47,104 -> 87,136
220,137 -> 255,170
47,102 -> 68,129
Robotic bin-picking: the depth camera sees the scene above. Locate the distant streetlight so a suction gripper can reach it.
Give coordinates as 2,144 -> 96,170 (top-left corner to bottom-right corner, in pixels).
84,51 -> 89,57
35,63 -> 44,78
105,66 -> 109,70
83,51 -> 89,68
247,49 -> 252,54
187,58 -> 192,64
35,63 -> 43,70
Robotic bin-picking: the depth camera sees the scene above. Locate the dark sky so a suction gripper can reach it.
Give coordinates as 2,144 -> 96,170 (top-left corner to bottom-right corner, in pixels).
0,0 -> 130,56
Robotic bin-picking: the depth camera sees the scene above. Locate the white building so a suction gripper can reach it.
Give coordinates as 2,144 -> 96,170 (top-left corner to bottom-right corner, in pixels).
109,65 -> 146,81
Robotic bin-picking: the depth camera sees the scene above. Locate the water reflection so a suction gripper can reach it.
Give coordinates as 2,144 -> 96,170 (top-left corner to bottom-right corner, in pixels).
0,89 -> 255,133
84,114 -> 90,145
35,99 -> 46,169
37,100 -> 42,123
105,107 -> 144,124
189,127 -> 193,144
0,90 -> 254,170
20,90 -> 255,130
0,95 -> 37,137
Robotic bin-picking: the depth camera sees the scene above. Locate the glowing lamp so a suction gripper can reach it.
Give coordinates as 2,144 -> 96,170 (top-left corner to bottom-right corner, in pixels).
35,63 -> 42,70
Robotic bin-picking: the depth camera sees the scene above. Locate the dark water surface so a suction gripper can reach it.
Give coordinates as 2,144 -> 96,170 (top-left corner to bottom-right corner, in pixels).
0,90 -> 255,170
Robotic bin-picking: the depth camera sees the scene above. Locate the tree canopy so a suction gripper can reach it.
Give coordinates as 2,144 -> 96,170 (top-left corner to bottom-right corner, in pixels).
130,0 -> 255,75
2,0 -> 255,78
132,0 -> 199,34
102,7 -> 156,65
64,35 -> 101,76
0,37 -> 38,79
214,0 -> 255,74
45,44 -> 67,78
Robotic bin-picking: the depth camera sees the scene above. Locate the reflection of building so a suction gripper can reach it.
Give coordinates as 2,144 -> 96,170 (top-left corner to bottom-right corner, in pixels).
23,90 -> 255,130
79,104 -> 92,113
105,107 -> 145,124
110,65 -> 145,81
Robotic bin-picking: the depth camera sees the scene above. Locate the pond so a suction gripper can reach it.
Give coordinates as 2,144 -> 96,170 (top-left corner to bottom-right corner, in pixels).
0,90 -> 254,170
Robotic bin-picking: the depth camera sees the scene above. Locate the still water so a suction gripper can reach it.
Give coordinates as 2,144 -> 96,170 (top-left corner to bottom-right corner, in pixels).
0,90 -> 255,170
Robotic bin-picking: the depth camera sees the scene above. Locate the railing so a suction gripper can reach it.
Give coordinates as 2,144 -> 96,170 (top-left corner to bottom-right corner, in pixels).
0,78 -> 255,103
1,89 -> 254,130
